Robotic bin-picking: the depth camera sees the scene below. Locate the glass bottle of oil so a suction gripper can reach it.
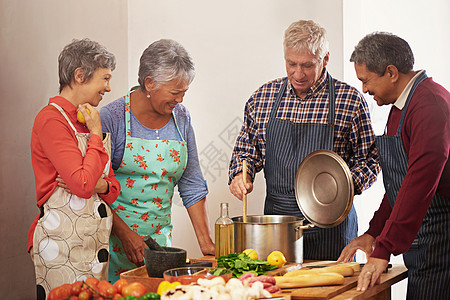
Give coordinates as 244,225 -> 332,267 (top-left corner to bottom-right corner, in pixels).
215,202 -> 235,259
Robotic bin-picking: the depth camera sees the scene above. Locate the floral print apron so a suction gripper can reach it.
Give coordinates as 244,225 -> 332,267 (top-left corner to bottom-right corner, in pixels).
33,103 -> 113,300
108,91 -> 187,281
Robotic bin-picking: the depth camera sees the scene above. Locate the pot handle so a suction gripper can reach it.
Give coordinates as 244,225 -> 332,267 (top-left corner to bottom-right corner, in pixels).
295,224 -> 315,231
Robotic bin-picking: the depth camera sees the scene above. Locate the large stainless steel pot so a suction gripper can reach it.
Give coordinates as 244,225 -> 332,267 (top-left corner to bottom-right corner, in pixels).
232,215 -> 312,263
232,150 -> 354,263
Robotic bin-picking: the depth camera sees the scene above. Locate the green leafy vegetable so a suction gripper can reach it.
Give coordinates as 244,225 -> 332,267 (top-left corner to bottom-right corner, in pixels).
212,252 -> 277,278
208,267 -> 229,276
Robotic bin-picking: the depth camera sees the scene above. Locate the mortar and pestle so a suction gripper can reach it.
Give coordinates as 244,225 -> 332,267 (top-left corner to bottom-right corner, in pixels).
143,236 -> 187,278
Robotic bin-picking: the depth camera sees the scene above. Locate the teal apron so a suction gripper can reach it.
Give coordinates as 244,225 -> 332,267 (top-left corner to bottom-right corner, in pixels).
375,72 -> 450,299
264,74 -> 357,261
108,91 -> 187,281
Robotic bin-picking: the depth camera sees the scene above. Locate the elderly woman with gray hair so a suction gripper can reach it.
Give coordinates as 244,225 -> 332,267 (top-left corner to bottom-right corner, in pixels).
29,38 -> 120,299
100,39 -> 215,281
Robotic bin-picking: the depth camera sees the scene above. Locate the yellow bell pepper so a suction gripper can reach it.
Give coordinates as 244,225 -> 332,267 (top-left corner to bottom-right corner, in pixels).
157,280 -> 181,295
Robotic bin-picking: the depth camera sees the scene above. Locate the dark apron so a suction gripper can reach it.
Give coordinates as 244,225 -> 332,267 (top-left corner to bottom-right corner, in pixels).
375,71 -> 450,299
264,73 -> 357,261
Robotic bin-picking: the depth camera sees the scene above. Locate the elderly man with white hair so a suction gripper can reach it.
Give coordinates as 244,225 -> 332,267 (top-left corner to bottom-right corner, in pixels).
228,20 -> 380,261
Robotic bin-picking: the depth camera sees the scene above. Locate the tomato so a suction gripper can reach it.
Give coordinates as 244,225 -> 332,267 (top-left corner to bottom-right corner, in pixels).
122,282 -> 147,298
85,277 -> 99,288
113,278 -> 129,294
48,284 -> 73,300
78,289 -> 92,300
112,294 -> 123,300
48,287 -> 60,300
71,281 -> 83,295
97,280 -> 117,296
68,297 -> 79,300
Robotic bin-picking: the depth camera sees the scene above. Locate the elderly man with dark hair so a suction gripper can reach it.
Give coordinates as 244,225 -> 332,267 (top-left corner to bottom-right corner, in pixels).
339,32 -> 450,299
228,20 -> 380,261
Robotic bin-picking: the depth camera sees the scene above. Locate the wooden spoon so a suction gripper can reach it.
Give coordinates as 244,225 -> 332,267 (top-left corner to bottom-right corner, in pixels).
192,268 -> 208,276
242,160 -> 247,223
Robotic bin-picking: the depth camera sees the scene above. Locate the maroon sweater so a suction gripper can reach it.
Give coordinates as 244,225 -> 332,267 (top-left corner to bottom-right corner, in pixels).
366,77 -> 450,261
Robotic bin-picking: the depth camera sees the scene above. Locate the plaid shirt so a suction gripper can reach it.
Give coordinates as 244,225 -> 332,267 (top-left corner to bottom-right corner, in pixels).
229,71 -> 380,195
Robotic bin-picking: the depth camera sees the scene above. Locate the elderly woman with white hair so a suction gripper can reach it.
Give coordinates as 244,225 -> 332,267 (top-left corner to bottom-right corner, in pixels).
100,39 -> 215,281
29,38 -> 120,299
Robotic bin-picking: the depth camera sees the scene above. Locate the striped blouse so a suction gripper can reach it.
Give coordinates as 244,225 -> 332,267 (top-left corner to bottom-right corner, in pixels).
229,70 -> 380,195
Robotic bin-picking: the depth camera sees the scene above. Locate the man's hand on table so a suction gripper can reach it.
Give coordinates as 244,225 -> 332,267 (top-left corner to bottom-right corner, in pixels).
357,257 -> 389,291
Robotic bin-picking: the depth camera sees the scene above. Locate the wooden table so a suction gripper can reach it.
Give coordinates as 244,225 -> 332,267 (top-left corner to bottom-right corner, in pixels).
122,256 -> 407,299
197,256 -> 408,300
281,264 -> 407,300
328,264 -> 407,300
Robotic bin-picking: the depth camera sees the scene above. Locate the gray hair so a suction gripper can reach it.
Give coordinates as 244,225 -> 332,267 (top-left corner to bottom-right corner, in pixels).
58,38 -> 116,93
283,20 -> 329,60
138,39 -> 195,90
350,32 -> 414,76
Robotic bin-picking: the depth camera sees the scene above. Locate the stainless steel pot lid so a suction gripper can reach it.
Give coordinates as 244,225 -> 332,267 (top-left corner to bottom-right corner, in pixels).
295,150 -> 354,228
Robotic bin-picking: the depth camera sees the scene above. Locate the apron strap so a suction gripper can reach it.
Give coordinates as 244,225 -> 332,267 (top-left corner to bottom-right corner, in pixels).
124,91 -> 133,136
327,73 -> 336,126
269,79 -> 288,118
172,111 -> 186,143
396,71 -> 428,135
49,103 -> 78,134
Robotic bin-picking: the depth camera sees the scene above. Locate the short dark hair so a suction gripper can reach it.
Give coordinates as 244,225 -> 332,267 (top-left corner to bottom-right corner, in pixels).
350,32 -> 414,76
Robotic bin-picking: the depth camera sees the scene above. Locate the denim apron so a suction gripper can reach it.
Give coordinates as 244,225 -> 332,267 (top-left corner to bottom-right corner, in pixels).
33,103 -> 113,299
375,71 -> 450,299
108,91 -> 188,281
264,74 -> 357,261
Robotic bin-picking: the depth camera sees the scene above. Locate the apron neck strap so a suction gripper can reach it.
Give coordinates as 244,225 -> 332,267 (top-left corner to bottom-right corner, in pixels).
396,71 -> 428,135
269,79 -> 289,118
327,73 -> 336,125
124,90 -> 133,134
49,103 -> 78,134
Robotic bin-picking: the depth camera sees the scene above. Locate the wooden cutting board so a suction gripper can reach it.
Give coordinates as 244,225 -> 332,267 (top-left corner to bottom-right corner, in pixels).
272,261 -> 360,300
194,257 -> 360,299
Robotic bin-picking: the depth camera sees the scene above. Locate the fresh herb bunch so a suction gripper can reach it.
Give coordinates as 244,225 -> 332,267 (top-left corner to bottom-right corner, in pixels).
208,267 -> 230,276
213,252 -> 277,278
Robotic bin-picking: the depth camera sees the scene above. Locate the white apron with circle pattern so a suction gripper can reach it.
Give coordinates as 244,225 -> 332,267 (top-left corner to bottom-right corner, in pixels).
32,103 -> 113,299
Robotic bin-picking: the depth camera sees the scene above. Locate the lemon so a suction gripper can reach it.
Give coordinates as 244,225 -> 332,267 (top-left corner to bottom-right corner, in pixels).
77,108 -> 91,124
243,248 -> 259,260
267,250 -> 287,268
